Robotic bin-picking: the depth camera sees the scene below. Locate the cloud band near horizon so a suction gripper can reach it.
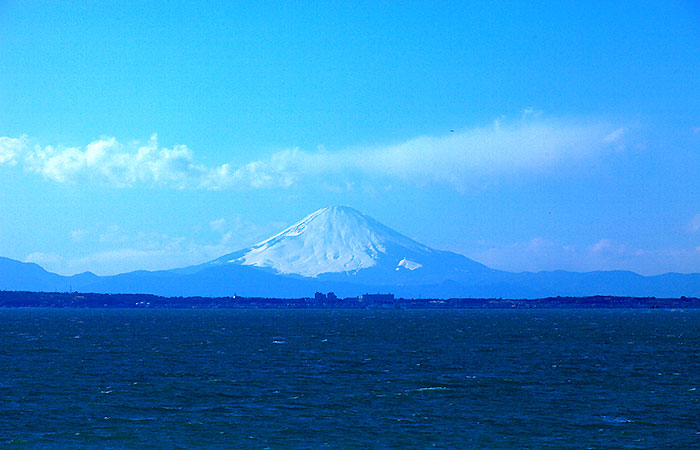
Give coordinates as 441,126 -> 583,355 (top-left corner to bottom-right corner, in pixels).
0,117 -> 626,191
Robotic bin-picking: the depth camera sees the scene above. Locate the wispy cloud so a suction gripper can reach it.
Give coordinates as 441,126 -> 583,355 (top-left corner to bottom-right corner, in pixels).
26,247 -> 212,277
26,225 -> 212,275
1,116 -> 627,190
0,136 -> 26,165
689,214 -> 700,232
25,216 -> 283,276
468,237 -> 700,275
209,218 -> 227,232
602,127 -> 626,143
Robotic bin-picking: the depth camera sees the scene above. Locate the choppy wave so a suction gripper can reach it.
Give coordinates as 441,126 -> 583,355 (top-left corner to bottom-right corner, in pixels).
1,309 -> 699,448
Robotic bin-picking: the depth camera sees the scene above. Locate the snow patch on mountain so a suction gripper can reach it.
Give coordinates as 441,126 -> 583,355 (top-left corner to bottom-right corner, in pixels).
397,258 -> 422,271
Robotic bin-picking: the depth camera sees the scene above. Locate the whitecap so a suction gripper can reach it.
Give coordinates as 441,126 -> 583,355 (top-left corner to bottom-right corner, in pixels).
600,415 -> 632,424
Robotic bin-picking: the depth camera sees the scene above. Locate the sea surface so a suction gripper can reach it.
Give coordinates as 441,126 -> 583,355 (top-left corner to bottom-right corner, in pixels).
1,308 -> 699,449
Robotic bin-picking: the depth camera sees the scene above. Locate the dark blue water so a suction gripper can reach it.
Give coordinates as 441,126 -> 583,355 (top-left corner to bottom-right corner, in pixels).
1,309 -> 699,449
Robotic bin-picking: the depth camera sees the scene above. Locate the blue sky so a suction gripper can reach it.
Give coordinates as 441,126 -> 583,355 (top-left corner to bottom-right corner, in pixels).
1,0 -> 700,275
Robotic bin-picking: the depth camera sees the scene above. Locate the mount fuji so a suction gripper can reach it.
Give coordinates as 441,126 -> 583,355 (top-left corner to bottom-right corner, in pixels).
203,206 -> 491,285
4,206 -> 700,298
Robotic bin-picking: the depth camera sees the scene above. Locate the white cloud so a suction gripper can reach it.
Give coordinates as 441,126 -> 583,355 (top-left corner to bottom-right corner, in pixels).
602,127 -> 625,144
3,116 -> 626,190
689,214 -> 700,232
24,134 -> 206,187
209,218 -> 227,232
70,229 -> 89,242
521,107 -> 542,119
0,135 -> 27,166
25,252 -> 67,270
590,238 -> 624,255
202,117 -> 626,190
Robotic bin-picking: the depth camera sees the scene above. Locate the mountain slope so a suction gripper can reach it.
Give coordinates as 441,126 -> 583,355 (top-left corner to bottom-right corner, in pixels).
0,257 -> 99,292
207,206 -> 491,285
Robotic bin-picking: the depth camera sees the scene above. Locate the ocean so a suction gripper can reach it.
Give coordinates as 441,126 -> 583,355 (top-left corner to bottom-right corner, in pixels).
1,308 -> 698,449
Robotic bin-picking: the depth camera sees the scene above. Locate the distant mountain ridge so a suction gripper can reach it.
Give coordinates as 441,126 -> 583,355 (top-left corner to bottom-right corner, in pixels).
3,207 -> 700,298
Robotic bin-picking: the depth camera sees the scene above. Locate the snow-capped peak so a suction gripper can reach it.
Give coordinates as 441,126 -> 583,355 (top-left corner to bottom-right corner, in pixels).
225,206 -> 431,277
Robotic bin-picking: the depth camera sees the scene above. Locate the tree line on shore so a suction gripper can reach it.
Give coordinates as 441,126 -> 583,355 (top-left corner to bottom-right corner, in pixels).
1,290 -> 699,309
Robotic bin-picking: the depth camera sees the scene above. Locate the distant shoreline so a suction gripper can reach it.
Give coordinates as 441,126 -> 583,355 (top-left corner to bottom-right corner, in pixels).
1,290 -> 699,309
